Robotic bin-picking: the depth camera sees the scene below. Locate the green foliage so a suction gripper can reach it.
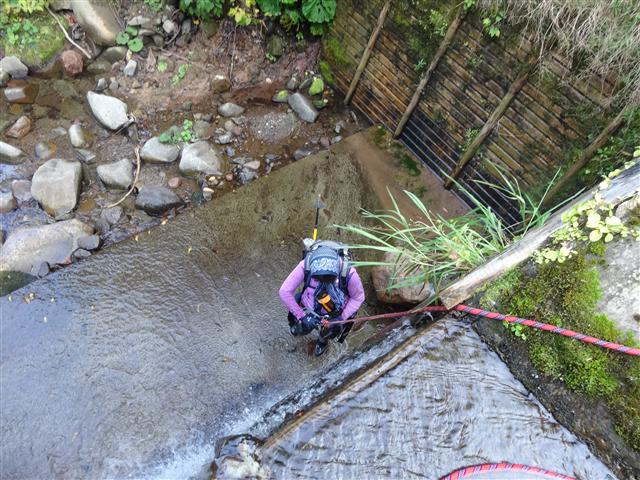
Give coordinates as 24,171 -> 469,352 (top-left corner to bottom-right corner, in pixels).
340,161 -> 561,292
482,10 -> 504,38
1,12 -> 63,66
156,59 -> 168,73
144,0 -> 164,11
414,58 -> 427,74
323,36 -> 351,68
581,108 -> 640,185
179,0 -> 224,19
265,52 -> 276,62
159,119 -> 194,144
460,128 -> 479,152
1,18 -> 38,45
117,29 -> 144,53
116,31 -> 130,45
127,37 -> 144,52
536,160 -> 640,264
301,0 -> 335,24
483,251 -> 640,449
318,60 -> 334,84
308,76 -> 324,95
428,9 -> 448,37
1,0 -> 48,15
171,64 -> 189,85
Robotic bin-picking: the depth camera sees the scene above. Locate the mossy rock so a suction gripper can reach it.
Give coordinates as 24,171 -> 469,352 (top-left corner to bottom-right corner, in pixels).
308,77 -> 324,96
2,12 -> 65,69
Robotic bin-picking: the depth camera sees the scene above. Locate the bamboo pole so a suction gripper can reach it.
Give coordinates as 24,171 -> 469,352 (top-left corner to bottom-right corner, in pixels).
542,107 -> 629,206
444,55 -> 538,189
344,0 -> 391,105
393,11 -> 465,138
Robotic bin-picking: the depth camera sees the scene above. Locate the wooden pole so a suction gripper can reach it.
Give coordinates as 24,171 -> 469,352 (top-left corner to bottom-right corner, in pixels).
393,11 -> 465,138
444,55 -> 538,189
542,107 -> 629,207
344,0 -> 391,105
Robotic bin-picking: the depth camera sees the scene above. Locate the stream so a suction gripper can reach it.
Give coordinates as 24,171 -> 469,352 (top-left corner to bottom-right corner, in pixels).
232,321 -> 616,480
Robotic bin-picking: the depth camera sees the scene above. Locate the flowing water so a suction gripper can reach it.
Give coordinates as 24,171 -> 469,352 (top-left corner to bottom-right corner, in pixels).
248,320 -> 616,480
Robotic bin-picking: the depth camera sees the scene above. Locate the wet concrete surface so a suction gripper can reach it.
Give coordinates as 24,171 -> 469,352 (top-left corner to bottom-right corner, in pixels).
0,151 -> 385,479
256,320 -> 616,480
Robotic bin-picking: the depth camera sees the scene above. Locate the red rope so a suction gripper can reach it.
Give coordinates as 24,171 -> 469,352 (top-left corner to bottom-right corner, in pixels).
439,462 -> 575,480
328,304 -> 640,356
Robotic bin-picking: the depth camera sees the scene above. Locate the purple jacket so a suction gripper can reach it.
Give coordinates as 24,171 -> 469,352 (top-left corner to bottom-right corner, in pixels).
279,260 -> 365,321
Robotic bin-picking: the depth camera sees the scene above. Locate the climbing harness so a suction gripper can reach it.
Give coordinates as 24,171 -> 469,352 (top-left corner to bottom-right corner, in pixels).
439,463 -> 576,480
325,304 -> 640,357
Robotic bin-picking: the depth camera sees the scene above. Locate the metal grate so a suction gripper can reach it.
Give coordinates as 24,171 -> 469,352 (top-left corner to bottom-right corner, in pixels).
399,108 -> 522,227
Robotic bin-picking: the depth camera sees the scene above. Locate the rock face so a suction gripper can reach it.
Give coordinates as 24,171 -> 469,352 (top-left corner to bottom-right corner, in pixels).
31,159 -> 83,216
6,116 -> 32,139
287,93 -> 319,123
0,219 -> 94,273
61,50 -> 84,76
0,56 -> 28,79
140,137 -> 181,163
135,186 -> 183,216
0,141 -> 25,163
218,103 -> 245,117
71,0 -> 121,46
0,191 -> 17,213
180,141 -> 222,175
97,158 -> 133,189
87,91 -> 129,130
371,252 -> 435,304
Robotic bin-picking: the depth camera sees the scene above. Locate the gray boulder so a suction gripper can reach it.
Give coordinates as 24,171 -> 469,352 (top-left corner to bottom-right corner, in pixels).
87,91 -> 129,130
123,60 -> 137,77
135,186 -> 183,216
71,0 -> 121,46
77,234 -> 100,250
97,158 -> 133,189
68,124 -> 91,148
0,56 -> 28,79
287,93 -> 319,123
0,191 -> 17,213
0,141 -> 24,163
218,102 -> 245,117
11,180 -> 32,203
179,141 -> 222,175
371,251 -> 435,304
99,46 -> 128,63
100,206 -> 123,225
0,219 -> 94,273
31,159 -> 82,216
140,137 -> 181,163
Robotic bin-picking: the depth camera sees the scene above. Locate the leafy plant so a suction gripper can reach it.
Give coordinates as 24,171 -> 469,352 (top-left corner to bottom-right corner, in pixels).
128,37 -> 144,52
460,128 -> 479,152
157,59 -> 168,73
159,119 -> 194,144
428,9 -> 448,37
2,19 -> 38,45
229,0 -> 257,26
179,0 -> 224,19
1,0 -> 48,15
171,64 -> 189,85
463,0 -> 476,11
116,28 -> 144,53
482,10 -> 504,38
265,52 -> 276,62
144,0 -> 163,11
339,161 -> 562,292
504,321 -> 527,340
535,159 -> 640,264
116,31 -> 130,45
414,58 -> 427,74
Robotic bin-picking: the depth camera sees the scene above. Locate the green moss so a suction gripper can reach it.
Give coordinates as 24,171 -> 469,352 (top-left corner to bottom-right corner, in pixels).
372,124 -> 388,147
322,36 -> 352,69
482,250 -> 640,450
318,60 -> 335,85
390,142 -> 421,176
2,12 -> 65,67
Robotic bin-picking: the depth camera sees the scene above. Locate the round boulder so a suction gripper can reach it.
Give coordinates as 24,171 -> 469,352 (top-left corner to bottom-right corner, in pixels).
31,159 -> 83,216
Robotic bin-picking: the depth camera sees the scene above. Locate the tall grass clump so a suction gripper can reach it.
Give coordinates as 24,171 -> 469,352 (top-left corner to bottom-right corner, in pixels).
339,165 -> 566,292
481,0 -> 640,106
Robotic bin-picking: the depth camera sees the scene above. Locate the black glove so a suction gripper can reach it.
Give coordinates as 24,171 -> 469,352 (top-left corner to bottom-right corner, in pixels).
301,313 -> 320,330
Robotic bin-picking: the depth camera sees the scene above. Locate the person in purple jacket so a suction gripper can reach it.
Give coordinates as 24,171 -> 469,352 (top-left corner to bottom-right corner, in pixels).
279,245 -> 365,356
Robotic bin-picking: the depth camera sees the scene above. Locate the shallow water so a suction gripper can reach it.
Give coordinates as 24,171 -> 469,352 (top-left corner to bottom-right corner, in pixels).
0,153 -> 382,479
258,320 -> 616,480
